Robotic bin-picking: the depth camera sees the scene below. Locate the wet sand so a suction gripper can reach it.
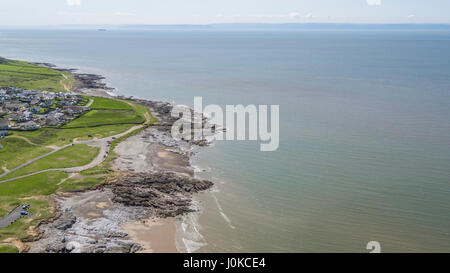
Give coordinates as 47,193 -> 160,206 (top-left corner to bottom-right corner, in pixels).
122,218 -> 178,253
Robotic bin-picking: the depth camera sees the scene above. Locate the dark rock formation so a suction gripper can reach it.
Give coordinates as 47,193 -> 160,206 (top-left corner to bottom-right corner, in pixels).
72,73 -> 114,90
96,172 -> 213,218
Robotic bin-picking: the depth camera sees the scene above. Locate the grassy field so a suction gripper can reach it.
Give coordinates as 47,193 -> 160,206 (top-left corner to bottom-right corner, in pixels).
0,138 -> 53,171
89,96 -> 133,110
0,144 -> 99,181
0,172 -> 68,198
13,124 -> 133,145
60,176 -> 105,192
63,109 -> 145,128
0,125 -> 131,174
0,171 -> 68,242
0,245 -> 19,253
134,102 -> 158,124
0,57 -> 74,92
0,197 -> 55,242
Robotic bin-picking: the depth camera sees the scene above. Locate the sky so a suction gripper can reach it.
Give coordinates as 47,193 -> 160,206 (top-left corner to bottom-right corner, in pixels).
0,0 -> 449,26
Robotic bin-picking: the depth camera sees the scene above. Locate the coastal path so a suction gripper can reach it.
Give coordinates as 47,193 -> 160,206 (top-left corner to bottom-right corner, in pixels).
0,124 -> 143,184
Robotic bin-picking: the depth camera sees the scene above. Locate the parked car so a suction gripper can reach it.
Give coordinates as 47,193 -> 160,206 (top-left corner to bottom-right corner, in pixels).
20,211 -> 29,216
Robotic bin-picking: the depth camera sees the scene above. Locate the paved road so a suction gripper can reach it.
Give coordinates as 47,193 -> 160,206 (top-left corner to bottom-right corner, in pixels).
0,124 -> 143,184
0,206 -> 25,229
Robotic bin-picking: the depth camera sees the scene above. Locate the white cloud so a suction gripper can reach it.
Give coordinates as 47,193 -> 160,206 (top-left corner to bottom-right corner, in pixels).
366,0 -> 381,6
67,0 -> 81,6
289,12 -> 300,19
407,14 -> 416,18
210,12 -> 322,22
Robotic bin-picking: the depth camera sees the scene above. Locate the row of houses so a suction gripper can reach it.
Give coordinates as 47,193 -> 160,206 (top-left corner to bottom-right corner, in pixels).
0,87 -> 88,131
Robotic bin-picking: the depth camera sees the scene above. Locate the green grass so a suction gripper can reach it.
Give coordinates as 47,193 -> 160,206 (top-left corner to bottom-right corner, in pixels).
0,137 -> 52,170
0,144 -> 99,181
0,171 -> 67,242
0,245 -> 19,253
0,171 -> 68,198
0,198 -> 54,242
0,171 -> 66,243
11,124 -> 133,146
76,96 -> 90,106
0,120 -> 136,180
63,109 -> 145,128
89,96 -> 133,110
0,57 -> 73,92
60,176 -> 106,192
62,97 -> 149,129
133,102 -> 157,124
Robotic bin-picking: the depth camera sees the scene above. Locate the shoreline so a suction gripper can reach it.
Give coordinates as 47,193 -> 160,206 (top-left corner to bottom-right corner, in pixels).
25,62 -> 213,253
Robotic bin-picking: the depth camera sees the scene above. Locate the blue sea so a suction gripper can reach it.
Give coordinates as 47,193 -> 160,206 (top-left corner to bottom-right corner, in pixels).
1,27 -> 449,252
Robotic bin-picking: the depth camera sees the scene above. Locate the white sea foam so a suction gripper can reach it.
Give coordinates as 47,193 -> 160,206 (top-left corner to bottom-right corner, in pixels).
212,193 -> 235,229
176,199 -> 208,253
191,164 -> 205,174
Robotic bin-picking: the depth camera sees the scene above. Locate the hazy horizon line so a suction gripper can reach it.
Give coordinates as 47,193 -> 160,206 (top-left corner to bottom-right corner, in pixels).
2,22 -> 450,30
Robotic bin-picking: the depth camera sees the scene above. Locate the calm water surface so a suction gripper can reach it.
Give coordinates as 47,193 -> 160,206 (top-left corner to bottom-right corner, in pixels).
1,29 -> 449,252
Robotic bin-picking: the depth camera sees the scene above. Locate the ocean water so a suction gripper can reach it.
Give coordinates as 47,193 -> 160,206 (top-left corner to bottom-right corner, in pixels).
0,28 -> 449,252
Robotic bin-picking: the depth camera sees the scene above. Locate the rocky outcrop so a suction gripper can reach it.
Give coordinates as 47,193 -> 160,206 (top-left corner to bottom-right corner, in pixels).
72,73 -> 114,91
27,170 -> 213,253
96,172 -> 213,218
31,63 -> 114,91
26,190 -> 146,253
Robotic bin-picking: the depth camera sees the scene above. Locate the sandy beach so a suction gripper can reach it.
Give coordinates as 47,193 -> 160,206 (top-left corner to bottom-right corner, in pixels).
122,217 -> 178,253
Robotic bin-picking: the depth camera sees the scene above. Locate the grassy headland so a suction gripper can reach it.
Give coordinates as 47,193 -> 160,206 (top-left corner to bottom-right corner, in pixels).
0,58 -> 156,250
0,57 -> 74,92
